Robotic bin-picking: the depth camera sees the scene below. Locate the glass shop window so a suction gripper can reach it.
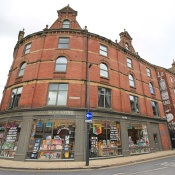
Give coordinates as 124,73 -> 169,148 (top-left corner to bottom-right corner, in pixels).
0,120 -> 22,158
89,120 -> 122,158
27,119 -> 75,160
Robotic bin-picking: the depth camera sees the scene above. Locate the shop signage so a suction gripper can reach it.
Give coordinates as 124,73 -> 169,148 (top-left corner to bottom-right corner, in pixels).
69,96 -> 80,99
161,91 -> 169,100
122,116 -> 127,119
163,100 -> 170,105
110,126 -> 120,141
93,124 -> 102,135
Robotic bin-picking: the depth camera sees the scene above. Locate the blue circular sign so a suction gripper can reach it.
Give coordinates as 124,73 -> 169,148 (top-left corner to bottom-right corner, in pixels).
86,112 -> 93,120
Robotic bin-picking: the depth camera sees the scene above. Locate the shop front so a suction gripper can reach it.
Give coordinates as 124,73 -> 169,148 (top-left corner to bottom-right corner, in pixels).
26,118 -> 75,160
0,119 -> 22,158
127,122 -> 150,155
0,110 -> 168,161
89,119 -> 122,158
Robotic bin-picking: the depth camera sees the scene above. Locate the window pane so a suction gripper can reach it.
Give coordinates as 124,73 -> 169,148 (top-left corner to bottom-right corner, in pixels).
55,57 -> 67,72
26,44 -> 31,50
21,63 -> 26,69
151,101 -> 159,116
100,70 -> 108,77
12,89 -> 17,94
129,75 -> 135,87
100,45 -> 107,52
49,84 -> 59,91
130,95 -> 134,101
105,95 -> 111,108
48,92 -> 57,105
25,49 -> 30,54
58,38 -> 69,49
147,68 -> 151,77
18,69 -> 24,77
98,87 -> 111,108
100,63 -> 107,70
17,87 -> 23,94
59,38 -> 69,43
18,63 -> 26,77
57,91 -> 67,105
125,43 -> 129,50
59,84 -> 68,90
55,65 -> 66,72
100,45 -> 107,56
24,43 -> 31,54
100,50 -> 107,56
58,44 -> 69,48
98,94 -> 104,107
56,57 -> 67,64
47,84 -> 68,106
149,83 -> 154,94
100,64 -> 108,77
130,95 -> 139,113
127,58 -> 132,68
129,80 -> 134,87
62,20 -> 70,28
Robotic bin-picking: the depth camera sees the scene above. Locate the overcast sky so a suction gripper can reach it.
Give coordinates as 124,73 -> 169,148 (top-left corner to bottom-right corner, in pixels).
0,0 -> 175,102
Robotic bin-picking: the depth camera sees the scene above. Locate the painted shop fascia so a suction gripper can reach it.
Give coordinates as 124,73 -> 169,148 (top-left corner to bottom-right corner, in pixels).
0,108 -> 167,161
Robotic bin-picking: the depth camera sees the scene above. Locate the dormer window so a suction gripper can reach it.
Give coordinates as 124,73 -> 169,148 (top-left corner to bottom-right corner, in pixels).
62,20 -> 70,28
125,43 -> 129,50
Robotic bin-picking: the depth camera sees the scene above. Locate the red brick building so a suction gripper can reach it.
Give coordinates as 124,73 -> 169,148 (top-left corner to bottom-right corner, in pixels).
156,63 -> 175,148
0,5 -> 171,161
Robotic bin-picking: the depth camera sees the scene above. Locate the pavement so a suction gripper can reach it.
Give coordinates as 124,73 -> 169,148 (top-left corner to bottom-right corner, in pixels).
0,150 -> 175,170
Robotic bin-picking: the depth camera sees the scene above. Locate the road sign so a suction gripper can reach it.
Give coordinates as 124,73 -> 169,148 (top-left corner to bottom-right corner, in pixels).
85,112 -> 93,123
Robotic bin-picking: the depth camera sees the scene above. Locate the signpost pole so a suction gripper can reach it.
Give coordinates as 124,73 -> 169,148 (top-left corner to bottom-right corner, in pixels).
85,62 -> 92,166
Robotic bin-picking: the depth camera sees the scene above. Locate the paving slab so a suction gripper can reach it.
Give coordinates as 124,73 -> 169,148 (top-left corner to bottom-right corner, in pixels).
0,150 -> 174,170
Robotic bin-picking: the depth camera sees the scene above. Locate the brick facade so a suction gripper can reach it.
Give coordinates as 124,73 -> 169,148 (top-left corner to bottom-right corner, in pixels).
0,5 -> 173,161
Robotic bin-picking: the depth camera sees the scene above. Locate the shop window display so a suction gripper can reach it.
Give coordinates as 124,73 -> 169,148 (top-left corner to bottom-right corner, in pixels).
0,120 -> 22,158
89,120 -> 122,158
27,119 -> 75,160
127,123 -> 150,154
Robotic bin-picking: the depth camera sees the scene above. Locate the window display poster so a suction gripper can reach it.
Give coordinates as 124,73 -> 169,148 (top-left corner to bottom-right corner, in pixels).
46,121 -> 52,127
93,124 -> 102,135
110,126 -> 120,141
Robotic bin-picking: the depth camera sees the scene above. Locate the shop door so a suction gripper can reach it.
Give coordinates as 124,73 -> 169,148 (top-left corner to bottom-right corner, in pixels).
153,133 -> 160,151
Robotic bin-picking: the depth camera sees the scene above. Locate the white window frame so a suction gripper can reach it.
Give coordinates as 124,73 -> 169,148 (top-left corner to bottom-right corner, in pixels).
58,38 -> 70,49
62,20 -> 70,28
100,63 -> 108,78
146,68 -> 151,77
129,74 -> 135,87
55,57 -> 67,72
47,84 -> 68,106
100,45 -> 107,57
24,43 -> 31,54
127,58 -> 132,68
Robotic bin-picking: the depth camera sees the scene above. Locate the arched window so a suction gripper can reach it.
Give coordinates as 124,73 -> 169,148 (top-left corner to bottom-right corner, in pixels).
18,62 -> 26,77
100,63 -> 108,78
149,82 -> 154,94
129,74 -> 135,87
62,20 -> 70,28
55,57 -> 67,72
